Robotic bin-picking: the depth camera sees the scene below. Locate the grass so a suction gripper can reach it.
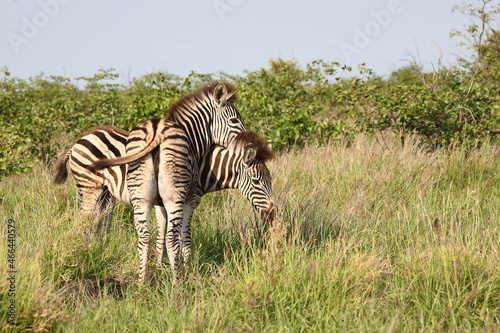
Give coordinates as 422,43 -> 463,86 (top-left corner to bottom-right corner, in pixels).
1,135 -> 500,332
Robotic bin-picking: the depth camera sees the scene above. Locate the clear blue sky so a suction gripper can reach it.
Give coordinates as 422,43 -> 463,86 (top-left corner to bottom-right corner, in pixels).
1,0 -> 476,83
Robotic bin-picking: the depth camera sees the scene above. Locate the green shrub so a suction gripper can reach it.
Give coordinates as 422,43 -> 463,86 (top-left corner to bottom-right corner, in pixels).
1,6 -> 500,177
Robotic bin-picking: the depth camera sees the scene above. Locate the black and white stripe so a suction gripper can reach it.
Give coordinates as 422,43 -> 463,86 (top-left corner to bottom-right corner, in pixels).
181,130 -> 275,263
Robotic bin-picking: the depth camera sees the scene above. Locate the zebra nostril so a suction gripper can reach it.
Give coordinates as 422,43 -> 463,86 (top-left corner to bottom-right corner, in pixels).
261,201 -> 276,223
270,201 -> 277,212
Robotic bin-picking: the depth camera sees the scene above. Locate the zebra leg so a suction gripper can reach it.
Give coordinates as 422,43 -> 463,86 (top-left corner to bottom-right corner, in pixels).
132,198 -> 153,285
128,157 -> 158,285
78,185 -> 102,214
157,175 -> 185,277
154,205 -> 167,268
180,195 -> 201,266
163,199 -> 184,277
96,188 -> 116,235
77,183 -> 105,226
156,140 -> 192,279
102,205 -> 114,235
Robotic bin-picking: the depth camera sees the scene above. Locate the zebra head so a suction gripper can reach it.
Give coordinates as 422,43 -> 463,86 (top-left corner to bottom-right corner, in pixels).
210,82 -> 247,148
166,81 -> 247,159
231,131 -> 276,223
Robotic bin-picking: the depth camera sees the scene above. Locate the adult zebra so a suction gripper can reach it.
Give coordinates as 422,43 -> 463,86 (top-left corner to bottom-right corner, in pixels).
54,126 -> 129,233
54,124 -> 275,283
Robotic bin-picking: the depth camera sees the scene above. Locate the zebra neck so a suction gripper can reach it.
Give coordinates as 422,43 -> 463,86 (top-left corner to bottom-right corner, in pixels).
172,113 -> 212,162
199,147 -> 240,193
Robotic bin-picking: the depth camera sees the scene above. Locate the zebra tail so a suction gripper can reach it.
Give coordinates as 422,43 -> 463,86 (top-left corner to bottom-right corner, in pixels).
53,148 -> 72,184
88,135 -> 162,173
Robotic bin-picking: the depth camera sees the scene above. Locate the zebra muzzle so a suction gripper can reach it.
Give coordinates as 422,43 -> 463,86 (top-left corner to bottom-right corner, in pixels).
260,201 -> 277,224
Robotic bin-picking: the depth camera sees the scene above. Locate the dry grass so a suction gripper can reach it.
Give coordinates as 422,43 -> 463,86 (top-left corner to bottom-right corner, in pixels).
1,135 -> 500,332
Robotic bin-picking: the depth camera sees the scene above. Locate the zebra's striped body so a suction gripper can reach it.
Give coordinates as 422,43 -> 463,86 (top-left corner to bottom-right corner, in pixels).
53,126 -> 130,234
54,123 -> 275,283
89,82 -> 251,283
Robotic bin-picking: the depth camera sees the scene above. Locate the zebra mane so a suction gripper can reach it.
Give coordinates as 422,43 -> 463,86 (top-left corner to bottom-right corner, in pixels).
166,81 -> 239,120
233,131 -> 274,162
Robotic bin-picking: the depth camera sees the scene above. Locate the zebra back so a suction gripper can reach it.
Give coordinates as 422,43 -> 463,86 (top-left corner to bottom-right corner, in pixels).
89,119 -> 182,173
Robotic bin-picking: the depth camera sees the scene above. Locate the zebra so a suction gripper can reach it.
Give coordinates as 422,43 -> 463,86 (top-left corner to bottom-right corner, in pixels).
54,126 -> 129,234
55,124 -> 276,283
87,81 -> 251,283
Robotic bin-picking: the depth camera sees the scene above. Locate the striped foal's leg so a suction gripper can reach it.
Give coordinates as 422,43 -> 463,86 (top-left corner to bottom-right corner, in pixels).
128,155 -> 158,285
180,195 -> 201,266
159,181 -> 185,278
154,205 -> 168,267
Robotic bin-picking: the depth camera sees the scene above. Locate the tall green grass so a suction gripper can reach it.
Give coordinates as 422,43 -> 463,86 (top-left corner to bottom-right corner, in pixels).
1,136 -> 500,332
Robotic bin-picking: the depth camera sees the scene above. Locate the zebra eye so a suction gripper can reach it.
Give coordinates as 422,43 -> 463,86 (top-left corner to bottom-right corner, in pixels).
251,177 -> 260,185
229,118 -> 240,124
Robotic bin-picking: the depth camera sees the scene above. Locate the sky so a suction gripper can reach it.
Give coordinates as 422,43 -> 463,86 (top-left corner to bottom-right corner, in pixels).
0,0 -> 479,83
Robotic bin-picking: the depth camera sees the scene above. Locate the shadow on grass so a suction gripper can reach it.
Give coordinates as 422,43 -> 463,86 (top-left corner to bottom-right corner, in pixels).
53,233 -> 132,304
61,277 -> 128,303
280,195 -> 342,253
56,195 -> 342,302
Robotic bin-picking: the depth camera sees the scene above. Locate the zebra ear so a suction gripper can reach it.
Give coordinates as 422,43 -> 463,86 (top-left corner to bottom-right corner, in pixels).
213,82 -> 228,108
243,143 -> 257,164
265,140 -> 273,152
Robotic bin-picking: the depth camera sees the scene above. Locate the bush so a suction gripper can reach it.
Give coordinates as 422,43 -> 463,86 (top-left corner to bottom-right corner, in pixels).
340,66 -> 500,148
1,17 -> 500,177
226,59 -> 350,150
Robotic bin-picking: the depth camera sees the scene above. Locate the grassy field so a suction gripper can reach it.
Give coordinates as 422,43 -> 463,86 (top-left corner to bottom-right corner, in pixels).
1,135 -> 500,332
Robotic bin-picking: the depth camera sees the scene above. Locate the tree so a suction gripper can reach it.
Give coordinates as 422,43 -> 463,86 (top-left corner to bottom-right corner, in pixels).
451,0 -> 500,84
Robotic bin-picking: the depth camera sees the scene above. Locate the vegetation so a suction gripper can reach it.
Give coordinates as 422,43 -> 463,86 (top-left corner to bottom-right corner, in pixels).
1,2 -> 499,178
1,135 -> 500,332
1,0 -> 500,331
